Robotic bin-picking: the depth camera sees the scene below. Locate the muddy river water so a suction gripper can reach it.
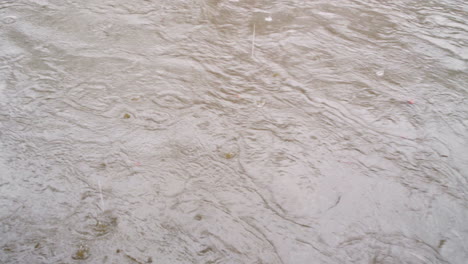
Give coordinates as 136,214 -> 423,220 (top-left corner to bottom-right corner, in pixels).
1,0 -> 467,263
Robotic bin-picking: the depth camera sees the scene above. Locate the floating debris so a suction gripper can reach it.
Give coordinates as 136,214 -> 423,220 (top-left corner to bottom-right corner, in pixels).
126,254 -> 144,264
438,239 -> 447,249
199,247 -> 212,255
3,246 -> 13,252
224,153 -> 235,159
72,246 -> 90,260
92,213 -> 117,236
194,214 -> 203,221
376,70 -> 385,77
265,16 -> 272,22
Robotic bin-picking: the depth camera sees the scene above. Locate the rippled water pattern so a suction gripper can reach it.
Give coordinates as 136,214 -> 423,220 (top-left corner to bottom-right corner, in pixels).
1,0 -> 467,263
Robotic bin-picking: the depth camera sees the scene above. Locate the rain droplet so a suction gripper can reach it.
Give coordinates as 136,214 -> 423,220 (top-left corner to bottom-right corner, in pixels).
2,16 -> 16,24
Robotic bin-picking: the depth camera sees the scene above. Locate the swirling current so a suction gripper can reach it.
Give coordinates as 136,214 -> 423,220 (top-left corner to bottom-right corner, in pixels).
0,0 -> 467,263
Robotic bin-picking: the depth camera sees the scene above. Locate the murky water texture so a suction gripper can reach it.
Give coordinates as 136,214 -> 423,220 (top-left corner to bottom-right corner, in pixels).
1,0 -> 467,263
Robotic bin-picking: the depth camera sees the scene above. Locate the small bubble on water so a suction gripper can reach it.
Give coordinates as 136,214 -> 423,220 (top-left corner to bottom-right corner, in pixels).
376,70 -> 384,77
2,16 -> 16,24
256,99 -> 266,108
